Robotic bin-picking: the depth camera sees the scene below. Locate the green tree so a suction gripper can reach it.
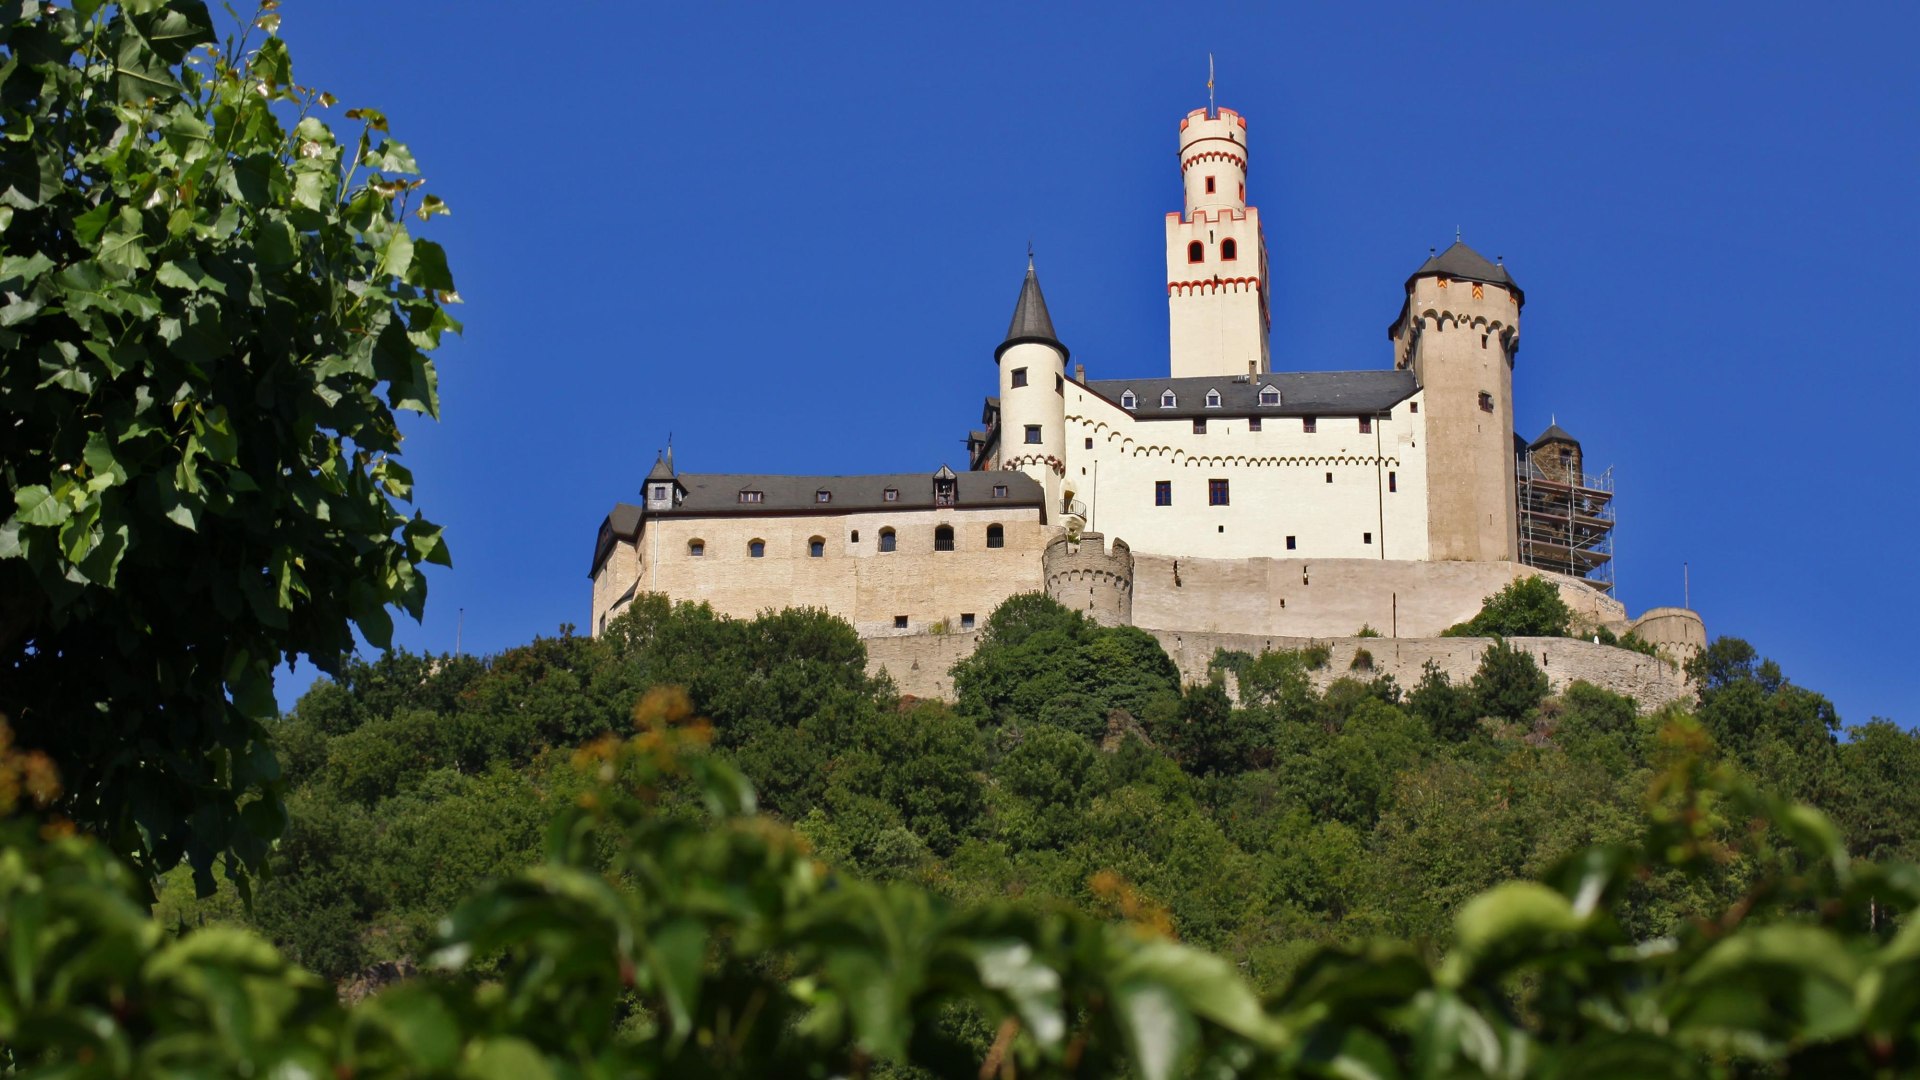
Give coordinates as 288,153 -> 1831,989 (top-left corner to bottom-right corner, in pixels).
1469,639 -> 1551,723
1408,658 -> 1477,741
1444,575 -> 1572,638
0,1 -> 457,887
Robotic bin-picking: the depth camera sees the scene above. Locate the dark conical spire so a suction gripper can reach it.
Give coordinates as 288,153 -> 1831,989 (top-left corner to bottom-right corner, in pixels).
996,254 -> 1069,362
645,453 -> 675,482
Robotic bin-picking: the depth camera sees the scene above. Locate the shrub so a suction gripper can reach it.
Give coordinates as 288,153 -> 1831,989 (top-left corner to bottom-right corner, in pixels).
1444,576 -> 1573,638
1470,639 -> 1552,723
1355,624 -> 1383,638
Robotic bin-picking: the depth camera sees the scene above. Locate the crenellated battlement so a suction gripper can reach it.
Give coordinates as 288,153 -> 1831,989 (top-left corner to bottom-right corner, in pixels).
1043,531 -> 1135,627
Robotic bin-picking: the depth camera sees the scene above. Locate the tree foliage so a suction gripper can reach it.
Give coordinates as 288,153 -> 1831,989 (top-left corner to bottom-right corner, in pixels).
1444,575 -> 1572,638
0,1 -> 457,888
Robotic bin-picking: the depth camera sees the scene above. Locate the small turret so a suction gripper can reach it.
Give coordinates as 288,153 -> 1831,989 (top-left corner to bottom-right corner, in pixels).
643,453 -> 682,512
996,256 -> 1069,521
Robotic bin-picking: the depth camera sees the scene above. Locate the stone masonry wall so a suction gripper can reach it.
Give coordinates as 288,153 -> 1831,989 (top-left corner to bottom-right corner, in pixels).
866,627 -> 1691,713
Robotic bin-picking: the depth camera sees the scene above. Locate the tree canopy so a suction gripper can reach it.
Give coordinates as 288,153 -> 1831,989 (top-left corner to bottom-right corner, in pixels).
0,0 -> 456,888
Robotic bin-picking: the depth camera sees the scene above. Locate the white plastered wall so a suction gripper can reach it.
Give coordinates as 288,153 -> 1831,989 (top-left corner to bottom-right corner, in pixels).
1060,383 -> 1429,562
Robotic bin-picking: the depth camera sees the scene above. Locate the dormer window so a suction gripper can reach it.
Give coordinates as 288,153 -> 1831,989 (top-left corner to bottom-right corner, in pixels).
1160,390 -> 1177,409
1187,241 -> 1203,264
991,485 -> 1008,498
1258,385 -> 1280,406
1204,389 -> 1222,408
1121,390 -> 1137,409
738,490 -> 764,504
1221,238 -> 1237,261
815,489 -> 831,503
883,487 -> 899,502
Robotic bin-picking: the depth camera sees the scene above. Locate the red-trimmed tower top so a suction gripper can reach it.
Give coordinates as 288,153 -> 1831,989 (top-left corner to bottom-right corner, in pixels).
1165,105 -> 1270,378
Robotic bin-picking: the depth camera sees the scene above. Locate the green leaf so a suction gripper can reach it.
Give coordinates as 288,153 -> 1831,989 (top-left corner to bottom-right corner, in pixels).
15,485 -> 69,527
97,208 -> 152,275
381,229 -> 414,280
292,170 -> 331,212
72,202 -> 113,245
461,1037 -> 554,1080
405,238 -> 455,291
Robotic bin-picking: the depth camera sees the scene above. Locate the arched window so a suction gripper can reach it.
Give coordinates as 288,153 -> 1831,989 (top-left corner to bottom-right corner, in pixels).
748,539 -> 766,558
1187,241 -> 1203,264
934,525 -> 954,552
1160,389 -> 1176,408
986,524 -> 1004,549
688,539 -> 705,557
1221,238 -> 1237,261
1120,390 -> 1137,409
878,528 -> 896,553
808,536 -> 825,558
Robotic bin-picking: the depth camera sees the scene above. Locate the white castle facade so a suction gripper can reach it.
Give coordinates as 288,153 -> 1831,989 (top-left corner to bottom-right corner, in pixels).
590,102 -> 1705,674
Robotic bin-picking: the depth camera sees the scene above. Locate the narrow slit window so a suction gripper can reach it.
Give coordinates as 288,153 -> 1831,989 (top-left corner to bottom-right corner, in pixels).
1388,471 -> 1397,493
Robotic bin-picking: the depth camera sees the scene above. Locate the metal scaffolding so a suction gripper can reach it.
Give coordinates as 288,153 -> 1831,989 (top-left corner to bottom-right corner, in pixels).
1516,456 -> 1615,593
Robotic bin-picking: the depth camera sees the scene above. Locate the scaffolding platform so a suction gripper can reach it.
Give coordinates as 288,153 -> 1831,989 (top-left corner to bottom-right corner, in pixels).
1517,458 -> 1616,593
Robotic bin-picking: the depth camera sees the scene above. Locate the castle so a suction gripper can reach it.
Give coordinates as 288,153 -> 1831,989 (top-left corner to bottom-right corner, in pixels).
590,101 -> 1706,702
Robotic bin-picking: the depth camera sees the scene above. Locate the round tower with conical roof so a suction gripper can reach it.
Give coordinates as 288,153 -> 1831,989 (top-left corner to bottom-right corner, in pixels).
1389,241 -> 1523,562
996,256 -> 1068,521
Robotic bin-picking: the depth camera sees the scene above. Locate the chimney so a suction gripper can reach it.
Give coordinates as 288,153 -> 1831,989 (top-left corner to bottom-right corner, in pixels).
1074,363 -> 1085,385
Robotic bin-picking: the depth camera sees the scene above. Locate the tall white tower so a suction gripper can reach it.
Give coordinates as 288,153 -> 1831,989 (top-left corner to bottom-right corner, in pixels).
996,257 -> 1068,521
1165,106 -> 1270,379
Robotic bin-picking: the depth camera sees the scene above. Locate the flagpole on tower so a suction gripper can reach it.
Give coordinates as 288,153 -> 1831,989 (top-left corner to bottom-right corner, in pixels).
1207,53 -> 1215,116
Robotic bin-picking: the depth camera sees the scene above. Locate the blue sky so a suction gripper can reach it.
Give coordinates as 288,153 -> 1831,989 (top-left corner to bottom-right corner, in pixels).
269,2 -> 1919,727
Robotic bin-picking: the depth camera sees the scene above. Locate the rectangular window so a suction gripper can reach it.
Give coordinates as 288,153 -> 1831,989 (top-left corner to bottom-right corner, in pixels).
1286,535 -> 1296,550
1478,392 -> 1494,413
1388,471 -> 1397,493
894,615 -> 908,629
1409,401 -> 1418,414
1204,175 -> 1216,194
1248,417 -> 1261,432
651,485 -> 667,501
961,613 -> 976,630
1302,417 -> 1316,433
738,490 -> 764,503
851,530 -> 860,542
1155,480 -> 1171,506
1208,479 -> 1229,506
1359,417 -> 1372,434
991,484 -> 1008,498
1325,472 -> 1333,483
1363,532 -> 1372,545
1055,374 -> 1064,394
1011,367 -> 1028,388
1024,425 -> 1042,444
1085,437 -> 1093,449
1192,418 -> 1206,434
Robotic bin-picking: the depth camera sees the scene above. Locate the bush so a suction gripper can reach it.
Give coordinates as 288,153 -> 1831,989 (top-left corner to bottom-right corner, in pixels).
1444,576 -> 1573,638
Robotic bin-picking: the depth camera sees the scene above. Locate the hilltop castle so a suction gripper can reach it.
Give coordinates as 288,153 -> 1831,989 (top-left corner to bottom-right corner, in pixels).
590,102 -> 1705,695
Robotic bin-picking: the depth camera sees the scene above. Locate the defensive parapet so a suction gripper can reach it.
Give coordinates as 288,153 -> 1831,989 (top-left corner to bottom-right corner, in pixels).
1044,531 -> 1134,627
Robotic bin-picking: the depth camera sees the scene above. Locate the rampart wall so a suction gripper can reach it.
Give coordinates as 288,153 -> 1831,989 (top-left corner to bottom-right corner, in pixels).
1130,555 -> 1628,640
866,627 -> 1692,713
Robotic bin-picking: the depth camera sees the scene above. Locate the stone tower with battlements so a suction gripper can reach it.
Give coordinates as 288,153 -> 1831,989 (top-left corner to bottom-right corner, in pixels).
1043,532 -> 1134,627
1165,107 -> 1270,380
1390,242 -> 1522,562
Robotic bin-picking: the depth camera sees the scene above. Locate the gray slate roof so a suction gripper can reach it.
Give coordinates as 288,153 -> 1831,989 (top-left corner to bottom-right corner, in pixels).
997,259 -> 1068,362
1408,241 -> 1522,299
1082,370 -> 1417,420
645,455 -> 676,482
1530,423 -> 1579,448
592,470 -> 1043,574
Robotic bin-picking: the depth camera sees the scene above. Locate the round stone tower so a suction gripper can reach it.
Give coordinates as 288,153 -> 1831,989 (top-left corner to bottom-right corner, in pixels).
996,256 -> 1068,521
1390,241 -> 1523,563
